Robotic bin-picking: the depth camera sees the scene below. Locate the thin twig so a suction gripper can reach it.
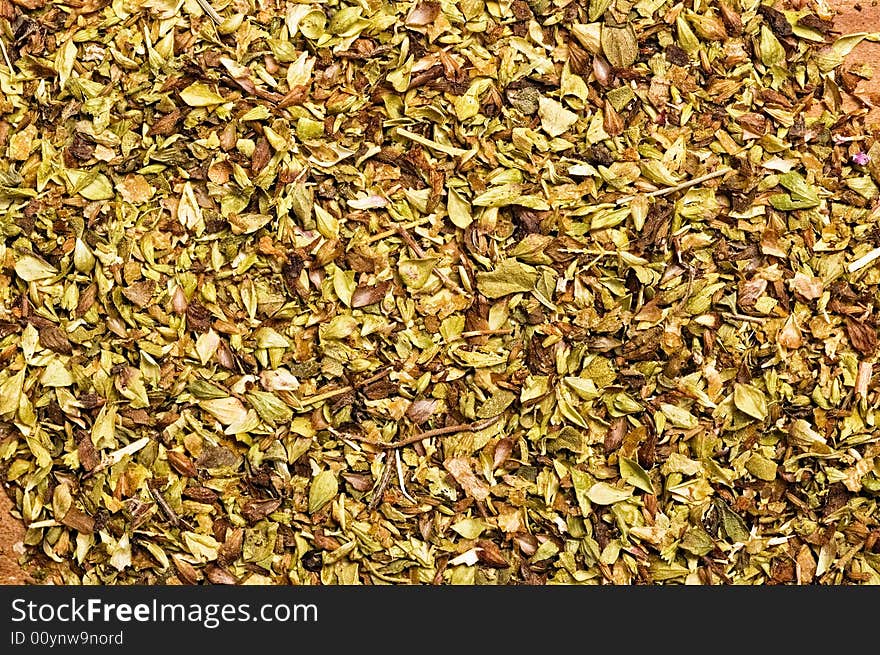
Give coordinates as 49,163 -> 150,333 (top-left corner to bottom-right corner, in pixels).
357,367 -> 392,388
364,560 -> 411,583
147,480 -> 190,529
368,453 -> 395,511
557,249 -> 617,256
394,127 -> 470,157
460,329 -> 513,338
84,436 -> 150,478
395,450 -> 416,503
195,0 -> 223,24
296,369 -> 389,412
389,416 -> 502,449
0,37 -> 12,71
721,311 -> 766,324
672,266 -> 695,316
294,385 -> 353,408
364,218 -> 431,244
365,417 -> 503,507
339,415 -> 502,450
615,167 -> 732,205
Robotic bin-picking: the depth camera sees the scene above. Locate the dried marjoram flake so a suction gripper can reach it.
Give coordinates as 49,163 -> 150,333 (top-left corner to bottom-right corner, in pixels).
846,318 -> 878,357
2,0 -> 880,587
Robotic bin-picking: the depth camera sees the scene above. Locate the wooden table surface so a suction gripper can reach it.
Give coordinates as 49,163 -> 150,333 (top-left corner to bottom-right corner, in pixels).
833,0 -> 880,123
0,0 -> 878,585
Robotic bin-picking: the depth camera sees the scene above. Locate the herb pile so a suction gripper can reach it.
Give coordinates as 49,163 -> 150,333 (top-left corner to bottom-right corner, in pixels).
2,0 -> 880,584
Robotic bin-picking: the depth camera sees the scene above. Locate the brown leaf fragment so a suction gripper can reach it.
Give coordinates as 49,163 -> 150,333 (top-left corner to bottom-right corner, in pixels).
251,137 -> 271,174
197,445 -> 240,470
76,430 -> 100,472
604,417 -> 627,454
476,540 -> 509,568
513,533 -> 538,556
738,278 -> 767,310
846,318 -> 877,357
219,122 -> 237,150
121,409 -> 154,426
342,472 -> 373,492
241,498 -> 281,524
492,438 -> 514,469
406,398 -> 439,424
405,1 -> 439,27
313,530 -> 341,551
791,272 -> 823,301
186,300 -> 212,332
205,564 -> 239,585
167,451 -> 198,478
777,315 -> 803,349
0,321 -> 19,339
122,280 -> 156,308
408,65 -> 445,90
796,14 -> 834,34
277,85 -> 309,108
603,102 -> 624,136
172,555 -> 202,584
719,2 -> 743,35
67,133 -> 94,161
182,486 -> 219,503
38,324 -> 72,355
75,283 -> 97,317
735,113 -> 767,136
444,457 -> 491,501
770,558 -> 796,584
797,545 -> 816,583
757,5 -> 792,36
147,109 -> 182,137
61,507 -> 94,534
218,528 -> 244,565
621,326 -> 663,361
351,280 -> 391,308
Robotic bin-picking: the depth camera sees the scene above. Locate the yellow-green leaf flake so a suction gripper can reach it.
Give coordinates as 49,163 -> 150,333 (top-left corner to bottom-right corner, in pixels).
587,482 -> 633,505
619,456 -> 655,494
538,97 -> 579,137
733,383 -> 768,421
14,254 -> 57,282
446,187 -> 473,228
180,82 -> 227,107
476,259 -> 539,298
309,470 -> 338,514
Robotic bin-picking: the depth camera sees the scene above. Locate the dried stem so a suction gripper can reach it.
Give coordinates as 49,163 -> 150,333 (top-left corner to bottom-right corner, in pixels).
296,369 -> 390,410
357,367 -> 393,387
461,329 -> 513,338
148,480 -> 188,529
0,37 -> 12,71
295,385 -> 353,408
721,311 -> 766,324
364,218 -> 431,244
339,416 -> 502,450
616,167 -> 733,205
395,450 -> 416,503
368,452 -> 395,511
195,0 -> 223,24
389,416 -> 502,449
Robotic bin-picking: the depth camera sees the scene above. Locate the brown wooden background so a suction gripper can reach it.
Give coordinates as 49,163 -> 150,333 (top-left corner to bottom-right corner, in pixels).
0,0 -> 878,585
